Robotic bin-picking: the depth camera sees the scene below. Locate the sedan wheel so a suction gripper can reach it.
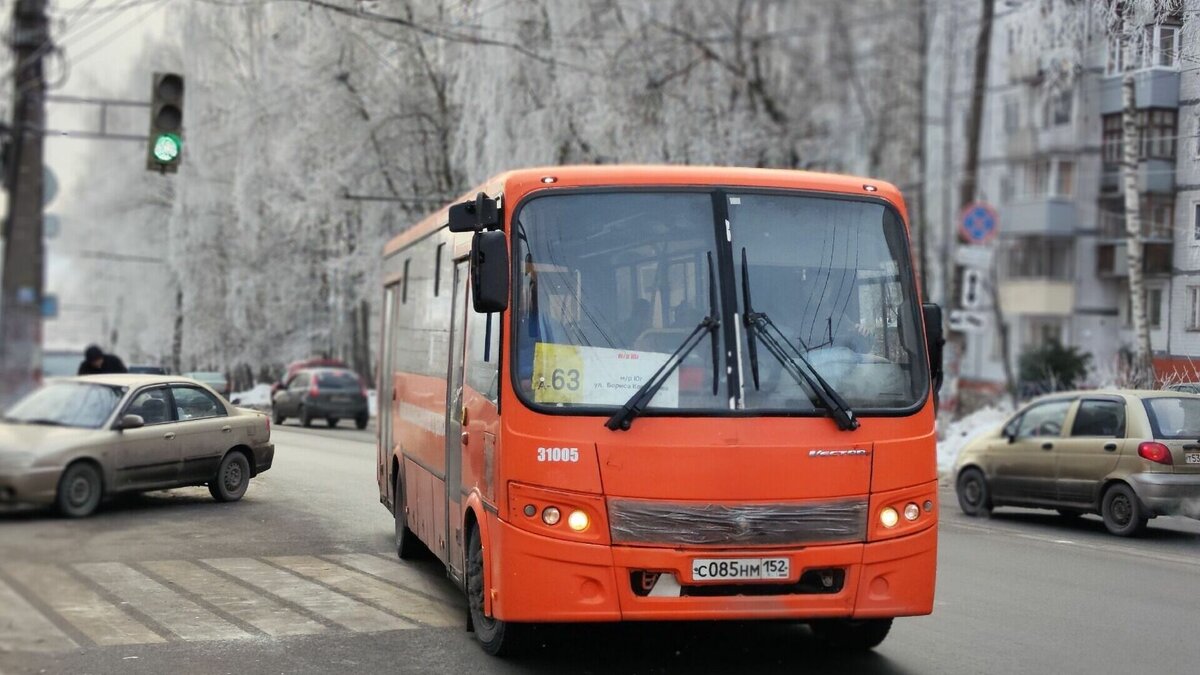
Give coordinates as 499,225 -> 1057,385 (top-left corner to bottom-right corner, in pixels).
1101,483 -> 1147,537
56,462 -> 102,518
300,407 -> 313,428
956,468 -> 992,517
209,452 -> 251,502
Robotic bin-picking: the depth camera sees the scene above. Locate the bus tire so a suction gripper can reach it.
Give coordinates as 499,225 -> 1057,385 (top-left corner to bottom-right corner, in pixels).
810,618 -> 892,651
467,525 -> 527,657
955,468 -> 991,517
394,473 -> 421,560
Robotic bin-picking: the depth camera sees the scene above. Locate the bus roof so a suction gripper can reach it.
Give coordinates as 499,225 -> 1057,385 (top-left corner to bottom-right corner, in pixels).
383,165 -> 906,257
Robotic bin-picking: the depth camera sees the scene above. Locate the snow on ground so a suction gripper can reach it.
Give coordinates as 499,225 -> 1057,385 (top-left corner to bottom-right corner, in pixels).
937,405 -> 1013,474
230,383 -> 272,408
231,384 -> 378,418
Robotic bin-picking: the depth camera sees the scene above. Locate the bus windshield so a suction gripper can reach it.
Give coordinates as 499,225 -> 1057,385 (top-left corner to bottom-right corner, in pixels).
513,190 -> 927,415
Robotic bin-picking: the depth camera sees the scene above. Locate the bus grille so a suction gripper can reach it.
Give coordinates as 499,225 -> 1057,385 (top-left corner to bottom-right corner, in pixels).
608,498 -> 867,547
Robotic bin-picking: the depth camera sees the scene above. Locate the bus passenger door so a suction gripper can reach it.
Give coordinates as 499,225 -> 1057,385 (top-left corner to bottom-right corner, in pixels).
444,260 -> 469,581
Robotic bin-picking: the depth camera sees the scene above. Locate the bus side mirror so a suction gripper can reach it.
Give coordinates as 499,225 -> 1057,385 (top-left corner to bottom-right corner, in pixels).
449,192 -> 499,233
471,231 -> 509,313
923,303 -> 945,395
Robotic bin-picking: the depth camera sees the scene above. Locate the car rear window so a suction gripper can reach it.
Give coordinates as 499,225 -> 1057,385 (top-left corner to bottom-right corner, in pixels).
317,371 -> 361,389
1143,397 -> 1200,440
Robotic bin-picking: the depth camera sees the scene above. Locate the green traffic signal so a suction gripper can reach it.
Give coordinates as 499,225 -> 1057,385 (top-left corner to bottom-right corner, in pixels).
152,133 -> 182,163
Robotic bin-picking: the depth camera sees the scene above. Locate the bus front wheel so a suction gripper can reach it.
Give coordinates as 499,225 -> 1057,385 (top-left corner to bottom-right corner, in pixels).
809,618 -> 892,651
467,525 -> 528,656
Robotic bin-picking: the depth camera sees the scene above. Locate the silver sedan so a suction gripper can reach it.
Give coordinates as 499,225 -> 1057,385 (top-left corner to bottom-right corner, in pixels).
0,375 -> 273,517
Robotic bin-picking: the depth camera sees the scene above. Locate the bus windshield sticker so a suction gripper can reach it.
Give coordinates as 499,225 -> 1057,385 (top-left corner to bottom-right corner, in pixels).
532,343 -> 679,407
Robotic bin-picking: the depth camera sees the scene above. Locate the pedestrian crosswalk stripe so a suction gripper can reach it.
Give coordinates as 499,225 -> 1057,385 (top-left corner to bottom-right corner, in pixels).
202,558 -> 414,633
140,560 -> 326,638
270,556 -> 459,628
0,574 -> 78,653
328,553 -> 465,607
75,562 -> 250,642
3,563 -> 164,647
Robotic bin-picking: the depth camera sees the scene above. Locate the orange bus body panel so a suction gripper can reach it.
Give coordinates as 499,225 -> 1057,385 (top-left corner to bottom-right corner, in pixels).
379,165 -> 936,626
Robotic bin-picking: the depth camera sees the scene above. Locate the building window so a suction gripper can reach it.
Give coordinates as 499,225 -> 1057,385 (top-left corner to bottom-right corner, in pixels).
1055,161 -> 1074,197
1106,35 -> 1125,76
1006,237 -> 1073,280
1141,109 -> 1177,159
1125,288 -> 1163,329
1102,114 -> 1123,164
1102,110 -> 1177,162
1001,175 -> 1015,204
1142,24 -> 1180,69
1003,96 -> 1020,133
1194,203 -> 1200,242
1050,90 -> 1072,126
1189,287 -> 1200,331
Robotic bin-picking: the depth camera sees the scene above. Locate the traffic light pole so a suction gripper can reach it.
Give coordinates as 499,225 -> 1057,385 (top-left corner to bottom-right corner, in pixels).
0,0 -> 49,407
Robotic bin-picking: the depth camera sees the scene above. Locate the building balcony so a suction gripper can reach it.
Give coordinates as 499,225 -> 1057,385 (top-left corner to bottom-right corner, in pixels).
1096,211 -> 1173,242
1096,242 -> 1173,278
997,280 -> 1074,316
1099,69 -> 1180,115
1001,198 -> 1076,237
1099,159 -> 1175,194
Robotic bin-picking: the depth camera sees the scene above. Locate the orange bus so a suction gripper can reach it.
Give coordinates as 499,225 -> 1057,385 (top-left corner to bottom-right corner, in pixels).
376,166 -> 944,655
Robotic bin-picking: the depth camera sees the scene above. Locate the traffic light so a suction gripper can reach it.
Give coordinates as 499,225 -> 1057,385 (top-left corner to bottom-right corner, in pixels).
146,72 -> 184,172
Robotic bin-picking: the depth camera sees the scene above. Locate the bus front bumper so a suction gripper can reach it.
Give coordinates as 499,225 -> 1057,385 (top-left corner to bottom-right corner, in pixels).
487,517 -> 936,623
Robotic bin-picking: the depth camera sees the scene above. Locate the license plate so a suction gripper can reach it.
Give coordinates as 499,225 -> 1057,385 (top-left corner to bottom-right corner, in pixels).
331,395 -> 350,403
1186,453 -> 1200,465
691,557 -> 789,583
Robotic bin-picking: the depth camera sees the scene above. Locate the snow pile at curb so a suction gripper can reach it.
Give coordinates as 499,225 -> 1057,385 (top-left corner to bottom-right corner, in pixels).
231,383 -> 272,408
937,405 -> 1012,473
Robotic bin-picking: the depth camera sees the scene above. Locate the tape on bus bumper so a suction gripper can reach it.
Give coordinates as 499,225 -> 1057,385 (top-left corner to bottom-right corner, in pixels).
490,514 -> 935,622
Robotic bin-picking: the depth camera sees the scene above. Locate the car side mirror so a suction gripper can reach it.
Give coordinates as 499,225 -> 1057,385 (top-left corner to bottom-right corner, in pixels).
118,414 -> 145,430
471,230 -> 509,313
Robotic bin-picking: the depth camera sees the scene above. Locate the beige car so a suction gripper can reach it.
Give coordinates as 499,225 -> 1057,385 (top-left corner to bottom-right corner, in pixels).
0,374 -> 273,517
954,390 -> 1200,536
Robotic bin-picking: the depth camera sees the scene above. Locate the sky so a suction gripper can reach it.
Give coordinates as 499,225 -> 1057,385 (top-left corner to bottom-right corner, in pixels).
31,0 -> 172,348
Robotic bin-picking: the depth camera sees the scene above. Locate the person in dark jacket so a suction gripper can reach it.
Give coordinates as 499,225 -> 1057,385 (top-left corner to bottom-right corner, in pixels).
78,345 -> 128,375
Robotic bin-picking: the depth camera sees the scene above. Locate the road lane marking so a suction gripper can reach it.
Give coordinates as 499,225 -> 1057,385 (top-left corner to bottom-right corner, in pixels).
941,520 -> 1200,568
202,558 -> 412,633
0,575 -> 78,653
328,553 -> 464,607
75,563 -> 250,642
140,560 -> 326,637
3,563 -> 164,646
270,556 -> 458,628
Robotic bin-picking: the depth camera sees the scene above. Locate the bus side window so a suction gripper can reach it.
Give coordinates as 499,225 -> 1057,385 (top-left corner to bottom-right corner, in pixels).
467,310 -> 501,403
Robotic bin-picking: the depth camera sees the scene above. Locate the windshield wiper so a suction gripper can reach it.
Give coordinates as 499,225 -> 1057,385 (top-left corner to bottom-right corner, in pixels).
607,253 -> 721,431
740,248 -> 859,431
14,418 -> 65,427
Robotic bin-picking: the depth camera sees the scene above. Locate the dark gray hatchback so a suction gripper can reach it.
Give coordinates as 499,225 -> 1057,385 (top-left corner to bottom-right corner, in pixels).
271,368 -> 369,429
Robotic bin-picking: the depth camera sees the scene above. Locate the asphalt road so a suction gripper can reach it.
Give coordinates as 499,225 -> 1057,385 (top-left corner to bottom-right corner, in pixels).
2,425 -> 1199,675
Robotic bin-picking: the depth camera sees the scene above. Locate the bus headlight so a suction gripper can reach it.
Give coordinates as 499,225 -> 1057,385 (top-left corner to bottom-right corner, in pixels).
904,502 -> 921,521
542,506 -> 562,526
567,509 -> 590,532
880,507 -> 899,529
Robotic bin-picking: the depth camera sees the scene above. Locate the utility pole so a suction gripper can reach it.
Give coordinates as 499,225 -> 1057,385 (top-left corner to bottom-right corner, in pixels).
1,0 -> 50,407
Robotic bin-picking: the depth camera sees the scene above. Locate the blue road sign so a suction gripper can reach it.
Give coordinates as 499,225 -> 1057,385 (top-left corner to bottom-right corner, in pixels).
41,294 -> 58,319
959,202 -> 999,244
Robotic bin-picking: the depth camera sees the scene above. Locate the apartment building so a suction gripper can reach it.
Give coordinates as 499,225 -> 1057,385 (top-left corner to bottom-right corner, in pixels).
927,1 -> 1198,404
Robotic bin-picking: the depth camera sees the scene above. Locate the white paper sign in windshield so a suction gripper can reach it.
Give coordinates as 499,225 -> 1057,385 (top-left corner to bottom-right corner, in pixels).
532,343 -> 679,407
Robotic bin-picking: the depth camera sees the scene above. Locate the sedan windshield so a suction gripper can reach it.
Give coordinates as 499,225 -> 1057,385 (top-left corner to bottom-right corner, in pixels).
4,383 -> 123,429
